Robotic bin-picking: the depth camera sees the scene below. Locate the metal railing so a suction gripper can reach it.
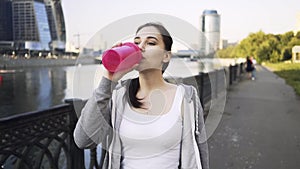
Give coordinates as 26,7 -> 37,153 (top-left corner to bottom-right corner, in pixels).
0,63 -> 245,169
0,102 -> 84,169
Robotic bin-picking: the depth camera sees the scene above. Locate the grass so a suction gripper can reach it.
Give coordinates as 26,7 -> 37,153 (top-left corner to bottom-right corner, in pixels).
264,62 -> 300,96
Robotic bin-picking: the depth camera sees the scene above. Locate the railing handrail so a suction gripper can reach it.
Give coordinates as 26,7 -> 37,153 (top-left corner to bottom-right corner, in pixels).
0,104 -> 69,123
0,101 -> 84,169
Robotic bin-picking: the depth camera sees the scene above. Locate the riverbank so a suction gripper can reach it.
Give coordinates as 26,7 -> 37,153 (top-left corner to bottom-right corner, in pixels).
0,56 -> 97,69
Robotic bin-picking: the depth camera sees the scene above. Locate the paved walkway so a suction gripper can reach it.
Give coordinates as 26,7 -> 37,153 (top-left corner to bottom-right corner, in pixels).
208,65 -> 300,169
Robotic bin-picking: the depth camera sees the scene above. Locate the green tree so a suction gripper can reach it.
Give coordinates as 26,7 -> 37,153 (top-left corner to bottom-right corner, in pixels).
294,31 -> 300,39
216,45 -> 236,58
288,37 -> 300,47
282,37 -> 300,61
282,47 -> 292,60
280,31 -> 294,46
236,31 -> 269,62
266,35 -> 281,62
216,30 -> 300,62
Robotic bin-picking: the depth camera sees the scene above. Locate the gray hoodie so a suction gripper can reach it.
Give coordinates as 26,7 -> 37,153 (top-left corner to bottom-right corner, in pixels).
74,77 -> 209,169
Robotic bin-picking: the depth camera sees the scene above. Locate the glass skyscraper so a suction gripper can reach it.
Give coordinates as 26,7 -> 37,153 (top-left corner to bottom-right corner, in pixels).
199,10 -> 221,56
0,0 -> 13,49
44,0 -> 66,50
0,0 -> 13,41
0,0 -> 65,53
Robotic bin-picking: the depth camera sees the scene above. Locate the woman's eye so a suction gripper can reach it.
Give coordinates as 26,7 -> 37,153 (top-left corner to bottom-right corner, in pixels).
147,42 -> 156,45
134,41 -> 140,45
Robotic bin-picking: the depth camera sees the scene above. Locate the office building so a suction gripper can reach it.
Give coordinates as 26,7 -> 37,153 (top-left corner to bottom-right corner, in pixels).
12,0 -> 52,51
0,0 -> 14,49
219,39 -> 228,50
199,9 -> 221,56
44,0 -> 66,51
0,0 -> 65,54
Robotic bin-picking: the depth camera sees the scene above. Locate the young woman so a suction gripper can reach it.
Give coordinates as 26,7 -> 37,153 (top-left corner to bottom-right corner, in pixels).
74,22 -> 209,169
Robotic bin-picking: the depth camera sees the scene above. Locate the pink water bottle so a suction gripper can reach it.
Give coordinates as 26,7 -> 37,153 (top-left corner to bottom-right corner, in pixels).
102,42 -> 142,72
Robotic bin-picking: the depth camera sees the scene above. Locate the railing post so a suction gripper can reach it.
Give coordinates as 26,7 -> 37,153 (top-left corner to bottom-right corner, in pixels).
233,65 -> 237,81
65,99 -> 85,169
215,70 -> 218,98
229,64 -> 233,85
199,72 -> 204,107
240,62 -> 244,74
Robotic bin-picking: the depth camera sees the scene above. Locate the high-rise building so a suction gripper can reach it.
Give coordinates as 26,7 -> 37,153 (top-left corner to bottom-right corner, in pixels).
199,10 -> 221,56
12,0 -> 52,51
0,0 -> 13,41
0,0 -> 65,53
0,0 -> 14,49
44,0 -> 66,50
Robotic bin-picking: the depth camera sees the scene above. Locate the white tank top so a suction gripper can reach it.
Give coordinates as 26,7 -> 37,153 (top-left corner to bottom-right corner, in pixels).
119,86 -> 184,169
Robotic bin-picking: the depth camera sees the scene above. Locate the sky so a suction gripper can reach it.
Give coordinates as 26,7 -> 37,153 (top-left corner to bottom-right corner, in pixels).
61,0 -> 300,49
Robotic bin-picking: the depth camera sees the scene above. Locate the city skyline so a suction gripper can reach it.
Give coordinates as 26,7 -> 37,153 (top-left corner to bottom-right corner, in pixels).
0,0 -> 66,53
62,0 -> 300,50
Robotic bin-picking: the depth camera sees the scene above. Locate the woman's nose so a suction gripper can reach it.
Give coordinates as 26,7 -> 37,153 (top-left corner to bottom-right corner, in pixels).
138,42 -> 145,52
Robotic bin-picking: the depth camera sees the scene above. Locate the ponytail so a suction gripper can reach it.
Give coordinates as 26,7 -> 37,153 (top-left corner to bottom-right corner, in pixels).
128,78 -> 143,108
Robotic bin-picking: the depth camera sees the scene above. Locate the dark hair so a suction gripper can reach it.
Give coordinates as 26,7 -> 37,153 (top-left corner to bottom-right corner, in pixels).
129,22 -> 173,108
135,22 -> 173,51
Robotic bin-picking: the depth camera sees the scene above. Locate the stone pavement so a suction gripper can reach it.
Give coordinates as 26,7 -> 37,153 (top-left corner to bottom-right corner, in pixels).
208,65 -> 300,169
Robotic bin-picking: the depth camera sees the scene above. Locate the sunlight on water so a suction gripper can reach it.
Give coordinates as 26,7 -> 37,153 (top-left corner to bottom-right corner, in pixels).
65,64 -> 104,100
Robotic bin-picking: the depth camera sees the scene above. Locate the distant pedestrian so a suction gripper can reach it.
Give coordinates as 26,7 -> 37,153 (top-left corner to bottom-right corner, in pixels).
250,56 -> 256,80
245,56 -> 255,80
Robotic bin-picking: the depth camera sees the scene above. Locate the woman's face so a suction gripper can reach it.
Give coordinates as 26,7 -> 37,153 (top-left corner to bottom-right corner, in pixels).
134,26 -> 170,72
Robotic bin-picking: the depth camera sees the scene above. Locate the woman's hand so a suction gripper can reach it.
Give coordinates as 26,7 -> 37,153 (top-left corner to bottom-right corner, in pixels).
104,63 -> 138,82
103,42 -> 139,82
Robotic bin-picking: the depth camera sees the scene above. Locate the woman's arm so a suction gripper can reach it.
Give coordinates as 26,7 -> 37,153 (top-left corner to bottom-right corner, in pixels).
73,77 -> 117,149
73,46 -> 138,148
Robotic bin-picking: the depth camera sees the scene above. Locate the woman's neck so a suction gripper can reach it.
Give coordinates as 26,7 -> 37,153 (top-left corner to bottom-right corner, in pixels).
138,69 -> 166,92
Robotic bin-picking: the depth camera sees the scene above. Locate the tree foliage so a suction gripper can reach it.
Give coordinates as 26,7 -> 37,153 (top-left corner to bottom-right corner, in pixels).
217,30 -> 300,63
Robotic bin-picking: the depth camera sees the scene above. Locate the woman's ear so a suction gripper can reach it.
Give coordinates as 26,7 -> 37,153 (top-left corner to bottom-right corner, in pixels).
163,51 -> 172,63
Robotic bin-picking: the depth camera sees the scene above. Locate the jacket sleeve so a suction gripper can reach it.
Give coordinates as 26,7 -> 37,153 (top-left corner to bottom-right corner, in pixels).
73,77 -> 117,149
193,87 -> 210,169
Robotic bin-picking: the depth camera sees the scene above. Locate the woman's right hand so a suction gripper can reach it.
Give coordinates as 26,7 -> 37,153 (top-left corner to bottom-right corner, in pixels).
103,42 -> 138,82
104,63 -> 138,82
